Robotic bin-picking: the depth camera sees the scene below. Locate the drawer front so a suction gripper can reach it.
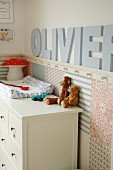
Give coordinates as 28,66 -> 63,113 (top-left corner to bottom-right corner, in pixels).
8,112 -> 22,147
8,139 -> 22,170
0,126 -> 9,154
0,126 -> 22,170
0,146 -> 16,170
0,102 -> 8,130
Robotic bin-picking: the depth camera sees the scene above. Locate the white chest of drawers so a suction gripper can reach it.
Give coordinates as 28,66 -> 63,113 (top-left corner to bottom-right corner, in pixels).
0,94 -> 82,170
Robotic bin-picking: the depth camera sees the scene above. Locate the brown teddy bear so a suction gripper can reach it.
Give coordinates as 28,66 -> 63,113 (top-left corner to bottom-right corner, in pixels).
44,76 -> 71,105
57,76 -> 71,105
61,85 -> 80,108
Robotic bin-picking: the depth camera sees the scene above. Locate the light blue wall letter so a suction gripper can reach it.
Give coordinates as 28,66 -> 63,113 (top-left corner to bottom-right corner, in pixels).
31,28 -> 41,56
82,26 -> 102,69
102,25 -> 113,71
57,27 -> 75,63
51,28 -> 58,61
41,29 -> 51,60
74,27 -> 83,65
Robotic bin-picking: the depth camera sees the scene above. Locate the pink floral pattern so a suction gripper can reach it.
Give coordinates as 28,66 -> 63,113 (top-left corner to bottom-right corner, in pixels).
89,80 -> 113,169
90,80 -> 113,148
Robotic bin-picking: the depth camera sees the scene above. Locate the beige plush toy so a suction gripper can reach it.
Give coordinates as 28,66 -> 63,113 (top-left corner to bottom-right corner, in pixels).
61,85 -> 80,108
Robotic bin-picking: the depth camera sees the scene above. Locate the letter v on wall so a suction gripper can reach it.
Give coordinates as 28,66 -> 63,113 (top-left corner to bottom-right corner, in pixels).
57,27 -> 75,63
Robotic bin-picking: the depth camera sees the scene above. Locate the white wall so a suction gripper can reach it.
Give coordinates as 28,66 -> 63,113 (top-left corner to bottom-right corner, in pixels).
0,0 -> 24,54
23,0 -> 113,58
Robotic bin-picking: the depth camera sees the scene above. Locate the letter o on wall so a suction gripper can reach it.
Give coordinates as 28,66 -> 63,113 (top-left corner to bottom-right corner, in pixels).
31,28 -> 41,56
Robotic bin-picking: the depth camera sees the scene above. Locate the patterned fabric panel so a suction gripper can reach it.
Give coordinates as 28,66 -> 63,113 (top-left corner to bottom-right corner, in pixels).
89,137 -> 111,170
45,67 -> 65,96
89,80 -> 113,170
90,80 -> 113,148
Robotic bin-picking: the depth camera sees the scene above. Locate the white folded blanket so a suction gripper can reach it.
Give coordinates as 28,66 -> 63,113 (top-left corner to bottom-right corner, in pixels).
0,76 -> 54,99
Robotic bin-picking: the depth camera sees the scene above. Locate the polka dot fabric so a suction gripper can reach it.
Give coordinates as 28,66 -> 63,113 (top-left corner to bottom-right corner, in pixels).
2,58 -> 29,66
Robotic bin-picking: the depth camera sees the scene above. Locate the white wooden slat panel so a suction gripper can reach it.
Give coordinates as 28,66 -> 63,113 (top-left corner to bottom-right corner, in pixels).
80,88 -> 91,96
0,72 -> 8,75
72,80 -> 91,90
0,61 -> 4,65
79,93 -> 91,101
79,119 -> 90,129
79,124 -> 89,133
79,98 -> 90,107
65,73 -> 91,134
78,103 -> 90,112
66,74 -> 92,85
80,114 -> 90,124
79,124 -> 89,135
0,68 -> 8,71
0,75 -> 7,78
82,110 -> 90,118
0,60 -> 9,80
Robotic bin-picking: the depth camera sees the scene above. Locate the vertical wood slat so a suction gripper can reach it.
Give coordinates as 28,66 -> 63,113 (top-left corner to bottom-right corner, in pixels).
65,73 -> 92,134
0,60 -> 9,79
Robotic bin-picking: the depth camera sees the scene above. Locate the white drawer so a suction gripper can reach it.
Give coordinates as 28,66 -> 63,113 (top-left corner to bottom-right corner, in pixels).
8,112 -> 22,147
0,126 -> 22,170
0,126 -> 9,154
0,146 -> 16,170
0,102 -> 8,130
8,138 -> 22,170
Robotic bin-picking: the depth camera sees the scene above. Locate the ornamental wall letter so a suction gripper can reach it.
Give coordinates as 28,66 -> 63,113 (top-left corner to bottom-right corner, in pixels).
82,26 -> 103,69
31,28 -> 41,56
102,25 -> 113,71
57,27 -> 75,63
51,28 -> 58,61
74,27 -> 83,65
41,29 -> 51,60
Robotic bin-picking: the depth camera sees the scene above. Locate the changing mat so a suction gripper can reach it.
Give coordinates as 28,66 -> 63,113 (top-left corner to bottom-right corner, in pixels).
0,76 -> 54,99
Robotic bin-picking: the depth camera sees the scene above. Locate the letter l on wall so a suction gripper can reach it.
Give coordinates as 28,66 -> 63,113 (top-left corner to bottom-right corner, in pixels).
51,28 -> 58,61
41,29 -> 51,59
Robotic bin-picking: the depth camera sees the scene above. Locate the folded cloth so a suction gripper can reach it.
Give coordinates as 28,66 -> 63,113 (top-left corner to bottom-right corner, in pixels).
0,76 -> 54,99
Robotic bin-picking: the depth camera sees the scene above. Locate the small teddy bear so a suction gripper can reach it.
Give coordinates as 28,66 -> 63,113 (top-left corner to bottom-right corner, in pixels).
44,76 -> 71,105
57,76 -> 71,105
61,85 -> 80,108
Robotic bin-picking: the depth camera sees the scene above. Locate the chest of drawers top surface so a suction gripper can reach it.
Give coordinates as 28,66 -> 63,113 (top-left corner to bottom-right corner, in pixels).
0,94 -> 82,118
